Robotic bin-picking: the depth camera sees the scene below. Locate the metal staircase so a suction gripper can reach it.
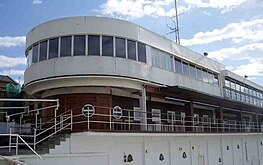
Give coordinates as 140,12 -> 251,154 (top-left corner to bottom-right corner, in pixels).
0,98 -> 73,164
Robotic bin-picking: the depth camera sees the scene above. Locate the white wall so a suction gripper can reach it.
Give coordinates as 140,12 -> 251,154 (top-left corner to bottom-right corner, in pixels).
19,132 -> 263,165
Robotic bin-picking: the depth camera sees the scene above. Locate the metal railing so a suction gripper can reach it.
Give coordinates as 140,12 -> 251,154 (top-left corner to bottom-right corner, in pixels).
68,105 -> 263,134
1,102 -> 263,158
0,133 -> 42,159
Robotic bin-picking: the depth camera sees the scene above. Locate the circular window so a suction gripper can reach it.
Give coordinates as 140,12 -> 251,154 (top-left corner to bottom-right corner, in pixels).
113,106 -> 122,119
82,104 -> 95,117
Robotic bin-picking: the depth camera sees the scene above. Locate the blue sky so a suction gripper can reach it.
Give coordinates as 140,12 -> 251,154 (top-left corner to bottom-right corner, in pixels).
0,0 -> 262,86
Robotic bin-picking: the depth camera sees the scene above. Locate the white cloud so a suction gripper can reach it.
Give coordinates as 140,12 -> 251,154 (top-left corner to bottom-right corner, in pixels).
33,0 -> 43,4
98,0 -> 188,19
98,0 -> 249,19
202,11 -> 211,16
184,0 -> 247,13
181,18 -> 263,46
209,43 -> 263,61
232,59 -> 263,79
0,69 -> 24,76
0,55 -> 26,69
0,36 -> 26,48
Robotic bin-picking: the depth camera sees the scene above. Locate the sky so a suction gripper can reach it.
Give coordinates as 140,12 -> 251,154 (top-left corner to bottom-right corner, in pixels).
0,0 -> 262,86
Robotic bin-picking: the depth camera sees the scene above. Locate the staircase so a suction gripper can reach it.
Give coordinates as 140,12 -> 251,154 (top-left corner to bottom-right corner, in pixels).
0,133 -> 70,156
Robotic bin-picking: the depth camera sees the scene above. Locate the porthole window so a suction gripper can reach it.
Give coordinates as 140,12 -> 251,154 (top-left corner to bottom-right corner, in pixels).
113,106 -> 122,119
82,104 -> 95,117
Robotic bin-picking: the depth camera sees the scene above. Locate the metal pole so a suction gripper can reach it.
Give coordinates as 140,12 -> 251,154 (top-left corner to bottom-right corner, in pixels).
9,128 -> 11,152
16,135 -> 18,156
174,0 -> 180,44
109,108 -> 112,130
88,110 -> 90,130
34,128 -> 36,150
70,110 -> 73,131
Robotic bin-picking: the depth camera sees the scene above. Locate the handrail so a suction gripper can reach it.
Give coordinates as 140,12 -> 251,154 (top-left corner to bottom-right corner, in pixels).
36,116 -> 71,137
0,134 -> 42,160
37,106 -> 78,129
17,134 -> 42,159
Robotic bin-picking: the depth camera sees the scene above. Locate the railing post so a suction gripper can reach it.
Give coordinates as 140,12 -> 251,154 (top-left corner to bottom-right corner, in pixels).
128,111 -> 131,130
34,128 -> 36,150
87,111 -> 90,130
9,128 -> 12,152
54,108 -> 57,134
109,108 -> 112,130
70,110 -> 73,131
16,135 -> 18,156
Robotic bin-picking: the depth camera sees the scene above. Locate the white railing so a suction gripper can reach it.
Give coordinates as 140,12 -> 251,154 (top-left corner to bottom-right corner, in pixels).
8,109 -> 72,151
0,133 -> 42,159
67,105 -> 263,134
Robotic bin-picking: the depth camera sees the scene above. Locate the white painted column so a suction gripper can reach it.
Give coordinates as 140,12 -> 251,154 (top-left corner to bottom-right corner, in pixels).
140,86 -> 147,131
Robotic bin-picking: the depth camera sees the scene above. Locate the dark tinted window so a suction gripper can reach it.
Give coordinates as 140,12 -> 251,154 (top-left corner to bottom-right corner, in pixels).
138,42 -> 146,62
182,62 -> 189,75
32,44 -> 38,64
102,36 -> 113,56
39,41 -> 47,61
49,38 -> 58,59
174,58 -> 182,74
60,36 -> 72,57
116,37 -> 126,58
88,35 -> 100,55
74,35 -> 86,56
127,40 -> 136,60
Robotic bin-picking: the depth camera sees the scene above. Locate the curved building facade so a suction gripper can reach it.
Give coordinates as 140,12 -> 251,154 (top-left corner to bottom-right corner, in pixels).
24,16 -> 263,133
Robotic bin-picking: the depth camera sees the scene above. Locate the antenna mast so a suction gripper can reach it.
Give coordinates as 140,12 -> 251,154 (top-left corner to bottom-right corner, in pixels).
174,0 -> 180,44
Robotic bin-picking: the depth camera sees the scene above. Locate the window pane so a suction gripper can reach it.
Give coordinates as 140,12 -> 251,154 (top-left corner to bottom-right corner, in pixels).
230,81 -> 235,90
49,38 -> 58,59
102,36 -> 113,56
74,35 -> 86,56
196,67 -> 202,80
208,72 -> 213,84
175,58 -> 182,74
202,70 -> 208,83
165,55 -> 173,71
127,40 -> 136,60
60,36 -> 72,57
182,62 -> 189,76
225,88 -> 230,98
88,35 -> 100,55
189,64 -> 196,78
27,48 -> 33,67
32,44 -> 39,64
225,80 -> 230,88
241,85 -> 244,93
39,41 -> 47,61
116,37 -> 126,58
213,74 -> 219,86
138,42 -> 146,62
236,84 -> 240,92
231,90 -> 236,99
